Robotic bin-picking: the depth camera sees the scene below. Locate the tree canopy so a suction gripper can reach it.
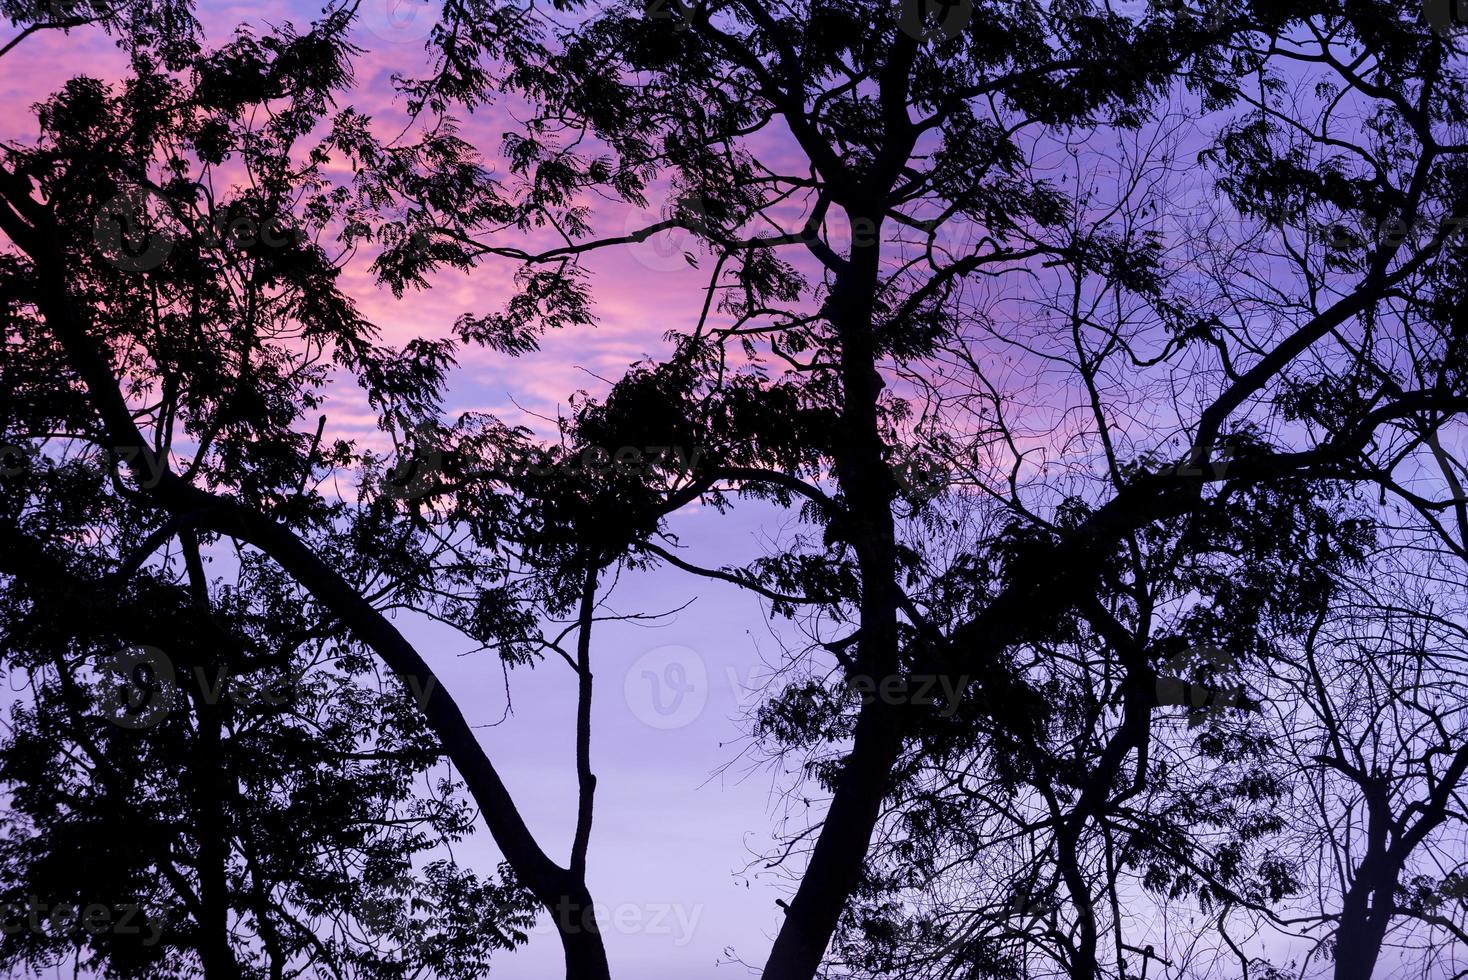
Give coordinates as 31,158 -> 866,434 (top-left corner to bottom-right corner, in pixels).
4,1 -> 1468,979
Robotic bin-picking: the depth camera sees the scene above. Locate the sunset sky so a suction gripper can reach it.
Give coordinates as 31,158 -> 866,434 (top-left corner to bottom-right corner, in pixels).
0,3 -> 809,975
10,4 -> 1431,976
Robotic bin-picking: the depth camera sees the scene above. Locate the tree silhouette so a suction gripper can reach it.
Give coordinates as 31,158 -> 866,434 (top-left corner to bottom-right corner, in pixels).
6,1 -> 1468,979
417,2 -> 1468,977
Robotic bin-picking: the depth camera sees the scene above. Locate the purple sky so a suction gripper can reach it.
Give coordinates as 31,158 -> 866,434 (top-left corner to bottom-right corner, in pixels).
9,5 -> 1437,977
0,3 -> 814,975
436,503 -> 801,978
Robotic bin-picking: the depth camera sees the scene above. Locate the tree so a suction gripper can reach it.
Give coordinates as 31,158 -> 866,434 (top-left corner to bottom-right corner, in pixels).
411,1 -> 1468,976
9,1 -> 1468,979
0,7 -> 553,977
815,474 -> 1370,979
1246,561 -> 1468,979
0,541 -> 538,980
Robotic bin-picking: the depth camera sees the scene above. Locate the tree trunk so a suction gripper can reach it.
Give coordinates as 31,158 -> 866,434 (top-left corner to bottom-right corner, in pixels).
553,886 -> 613,980
182,535 -> 243,980
1333,864 -> 1396,980
760,715 -> 905,979
1056,827 -> 1097,980
763,199 -> 905,978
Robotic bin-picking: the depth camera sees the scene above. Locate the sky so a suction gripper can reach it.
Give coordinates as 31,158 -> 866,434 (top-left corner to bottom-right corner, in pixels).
8,4 -> 1447,978
0,2 -> 810,976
